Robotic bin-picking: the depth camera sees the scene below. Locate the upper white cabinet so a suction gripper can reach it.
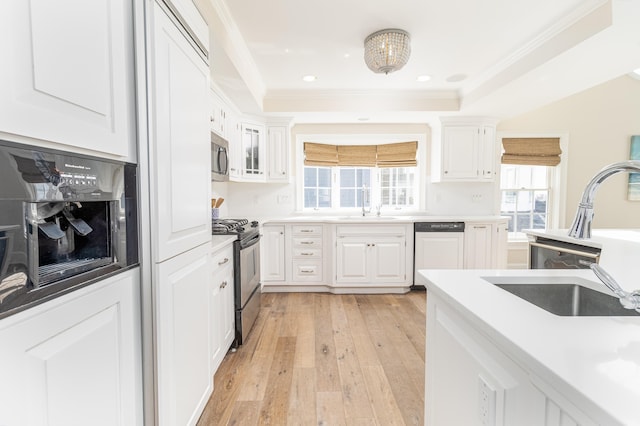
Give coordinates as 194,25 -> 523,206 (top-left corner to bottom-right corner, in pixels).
210,89 -> 229,139
432,118 -> 498,182
163,0 -> 209,56
149,2 -> 211,262
0,270 -> 142,426
239,122 -> 266,181
0,0 -> 134,157
267,125 -> 290,182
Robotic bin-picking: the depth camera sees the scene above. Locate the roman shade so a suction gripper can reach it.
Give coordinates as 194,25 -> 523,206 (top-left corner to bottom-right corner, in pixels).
501,137 -> 561,166
376,141 -> 418,167
304,141 -> 417,167
303,142 -> 338,166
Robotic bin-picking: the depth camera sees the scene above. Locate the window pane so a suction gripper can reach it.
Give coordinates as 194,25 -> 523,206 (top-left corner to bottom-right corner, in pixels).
304,189 -> 317,208
318,188 -> 331,207
534,190 -> 547,213
340,169 -> 355,187
318,168 -> 331,187
516,191 -> 533,213
340,189 -> 356,207
304,167 -> 317,187
501,191 -> 517,213
516,214 -> 532,232
531,166 -> 548,188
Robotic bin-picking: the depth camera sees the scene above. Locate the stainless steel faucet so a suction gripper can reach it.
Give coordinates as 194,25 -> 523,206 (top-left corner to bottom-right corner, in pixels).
568,160 -> 640,312
568,160 -> 640,239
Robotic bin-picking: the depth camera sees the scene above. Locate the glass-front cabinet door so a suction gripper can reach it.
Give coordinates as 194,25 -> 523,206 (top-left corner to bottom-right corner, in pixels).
241,123 -> 265,180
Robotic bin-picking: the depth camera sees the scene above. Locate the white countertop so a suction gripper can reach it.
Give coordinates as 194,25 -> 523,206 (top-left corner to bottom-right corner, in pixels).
263,214 -> 507,224
419,268 -> 640,425
211,235 -> 236,252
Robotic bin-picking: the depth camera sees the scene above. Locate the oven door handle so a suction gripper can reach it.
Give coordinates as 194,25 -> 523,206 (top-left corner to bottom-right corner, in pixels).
240,232 -> 261,249
530,242 -> 600,260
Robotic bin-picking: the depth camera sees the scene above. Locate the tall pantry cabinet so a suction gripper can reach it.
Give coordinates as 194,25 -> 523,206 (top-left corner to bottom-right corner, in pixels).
146,1 -> 212,425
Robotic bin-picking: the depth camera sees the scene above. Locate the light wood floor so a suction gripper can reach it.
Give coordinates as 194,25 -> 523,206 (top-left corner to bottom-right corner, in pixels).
197,290 -> 427,426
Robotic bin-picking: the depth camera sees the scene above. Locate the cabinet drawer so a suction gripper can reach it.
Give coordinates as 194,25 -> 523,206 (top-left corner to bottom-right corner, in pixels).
292,237 -> 322,248
292,260 -> 323,282
292,225 -> 322,235
211,246 -> 233,270
336,225 -> 406,237
292,247 -> 322,258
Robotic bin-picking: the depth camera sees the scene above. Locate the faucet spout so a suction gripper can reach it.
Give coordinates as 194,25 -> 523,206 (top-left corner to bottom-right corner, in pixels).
568,161 -> 640,239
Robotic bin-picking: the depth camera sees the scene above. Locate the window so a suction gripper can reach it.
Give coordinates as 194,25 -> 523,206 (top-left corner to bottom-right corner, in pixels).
500,164 -> 551,235
302,166 -> 417,210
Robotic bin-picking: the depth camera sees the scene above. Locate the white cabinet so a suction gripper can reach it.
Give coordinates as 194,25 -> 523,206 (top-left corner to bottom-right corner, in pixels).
149,2 -> 211,262
156,243 -> 212,426
267,125 -> 290,182
261,225 -> 286,282
426,289 -> 602,425
210,89 -> 229,139
0,0 -> 134,157
335,225 -> 409,286
464,220 -> 509,269
227,113 -> 243,180
210,243 -> 234,374
291,225 -> 324,283
0,270 -> 142,426
239,122 -> 266,181
432,118 -> 497,182
414,232 -> 464,272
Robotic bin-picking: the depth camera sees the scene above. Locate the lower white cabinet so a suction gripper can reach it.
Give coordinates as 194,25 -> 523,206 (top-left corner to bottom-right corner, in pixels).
156,243 -> 211,426
427,291 -> 601,425
210,242 -> 235,374
0,269 -> 142,426
464,220 -> 508,269
335,225 -> 410,286
261,224 -> 286,282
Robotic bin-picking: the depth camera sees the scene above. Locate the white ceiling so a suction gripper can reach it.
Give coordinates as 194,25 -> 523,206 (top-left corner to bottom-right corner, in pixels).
197,0 -> 640,124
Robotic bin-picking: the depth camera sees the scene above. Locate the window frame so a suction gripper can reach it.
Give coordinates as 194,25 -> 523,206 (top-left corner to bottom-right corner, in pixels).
295,133 -> 427,213
496,133 -> 568,241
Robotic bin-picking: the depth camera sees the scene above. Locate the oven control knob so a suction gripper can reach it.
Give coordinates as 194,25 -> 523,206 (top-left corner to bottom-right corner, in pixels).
251,220 -> 258,227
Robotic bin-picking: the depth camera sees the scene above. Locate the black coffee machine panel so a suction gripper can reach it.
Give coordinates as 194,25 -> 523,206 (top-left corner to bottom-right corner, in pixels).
0,140 -> 139,319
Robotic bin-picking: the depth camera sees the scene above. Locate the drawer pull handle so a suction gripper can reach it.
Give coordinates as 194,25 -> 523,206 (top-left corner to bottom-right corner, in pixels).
300,241 -> 314,245
220,280 -> 227,289
301,252 -> 314,256
218,257 -> 229,265
300,269 -> 314,273
300,229 -> 313,233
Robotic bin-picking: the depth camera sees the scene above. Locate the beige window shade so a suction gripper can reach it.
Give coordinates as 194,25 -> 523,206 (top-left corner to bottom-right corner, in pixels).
501,138 -> 561,166
337,145 -> 377,166
304,141 -> 418,167
376,141 -> 418,167
304,142 -> 338,166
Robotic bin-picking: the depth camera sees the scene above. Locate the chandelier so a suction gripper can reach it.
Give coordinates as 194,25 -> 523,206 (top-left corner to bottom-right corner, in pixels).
364,29 -> 411,74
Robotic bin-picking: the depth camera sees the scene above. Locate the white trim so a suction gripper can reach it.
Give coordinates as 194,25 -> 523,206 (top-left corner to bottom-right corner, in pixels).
495,132 -> 569,237
294,133 -> 427,212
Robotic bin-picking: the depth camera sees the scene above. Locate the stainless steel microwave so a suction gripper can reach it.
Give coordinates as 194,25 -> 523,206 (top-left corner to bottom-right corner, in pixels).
211,132 -> 229,181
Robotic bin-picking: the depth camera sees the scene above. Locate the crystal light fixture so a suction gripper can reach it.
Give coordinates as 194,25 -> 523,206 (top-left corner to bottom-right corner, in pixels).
364,29 -> 411,74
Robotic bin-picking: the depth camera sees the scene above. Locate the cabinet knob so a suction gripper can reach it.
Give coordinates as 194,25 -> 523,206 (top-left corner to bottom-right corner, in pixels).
444,171 -> 449,174
218,257 -> 229,266
210,116 -> 214,122
220,280 -> 227,289
281,171 -> 286,175
279,231 -> 284,235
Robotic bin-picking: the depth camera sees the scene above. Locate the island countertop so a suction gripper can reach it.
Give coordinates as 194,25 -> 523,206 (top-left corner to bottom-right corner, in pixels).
419,268 -> 640,426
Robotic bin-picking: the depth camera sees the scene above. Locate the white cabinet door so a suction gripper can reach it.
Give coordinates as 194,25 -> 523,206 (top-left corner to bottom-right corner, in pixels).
370,238 -> 405,283
156,243 -> 211,426
0,270 -> 142,426
267,126 -> 289,182
492,220 -> 509,269
227,113 -> 243,180
210,244 -> 234,374
336,238 -> 370,283
0,0 -> 134,157
240,123 -> 266,181
442,126 -> 479,180
479,125 -> 496,181
210,90 -> 228,138
261,225 -> 286,282
464,223 -> 494,269
150,3 -> 211,262
414,233 -> 464,271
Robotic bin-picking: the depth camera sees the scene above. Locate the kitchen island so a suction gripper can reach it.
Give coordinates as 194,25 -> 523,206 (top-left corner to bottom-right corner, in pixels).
419,268 -> 640,426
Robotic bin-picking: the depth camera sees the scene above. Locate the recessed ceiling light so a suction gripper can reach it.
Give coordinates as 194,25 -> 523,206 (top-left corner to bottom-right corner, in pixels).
344,53 -> 351,59
416,75 -> 431,82
446,74 -> 468,83
631,68 -> 640,80
302,75 -> 317,82
284,48 -> 290,54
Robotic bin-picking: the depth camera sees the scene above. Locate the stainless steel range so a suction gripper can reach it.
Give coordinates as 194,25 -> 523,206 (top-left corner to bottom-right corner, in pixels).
212,218 -> 261,346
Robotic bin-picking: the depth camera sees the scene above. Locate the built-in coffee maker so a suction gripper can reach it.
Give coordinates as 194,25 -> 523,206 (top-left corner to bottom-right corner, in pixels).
0,140 -> 138,318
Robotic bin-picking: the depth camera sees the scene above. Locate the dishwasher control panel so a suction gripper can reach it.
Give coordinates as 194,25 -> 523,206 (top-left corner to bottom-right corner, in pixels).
414,222 -> 465,232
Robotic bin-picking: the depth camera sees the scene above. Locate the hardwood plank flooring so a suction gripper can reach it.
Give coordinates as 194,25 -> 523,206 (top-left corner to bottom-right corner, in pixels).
197,290 -> 426,426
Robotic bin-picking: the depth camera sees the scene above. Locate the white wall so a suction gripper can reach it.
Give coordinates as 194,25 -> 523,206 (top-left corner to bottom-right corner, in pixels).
216,122 -> 499,219
498,75 -> 640,229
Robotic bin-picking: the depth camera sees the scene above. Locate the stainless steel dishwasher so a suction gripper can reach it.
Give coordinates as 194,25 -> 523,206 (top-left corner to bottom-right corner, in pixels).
414,222 -> 465,287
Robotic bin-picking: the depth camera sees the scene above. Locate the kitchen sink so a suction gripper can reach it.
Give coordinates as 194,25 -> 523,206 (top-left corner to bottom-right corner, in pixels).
492,282 -> 640,316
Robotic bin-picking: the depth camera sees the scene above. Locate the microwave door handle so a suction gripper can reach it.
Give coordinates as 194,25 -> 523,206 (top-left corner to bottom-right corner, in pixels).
218,147 -> 229,175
